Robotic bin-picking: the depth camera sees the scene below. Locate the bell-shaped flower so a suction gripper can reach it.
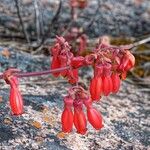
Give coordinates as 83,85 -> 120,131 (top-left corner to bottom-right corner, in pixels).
87,107 -> 103,130
102,76 -> 113,96
111,73 -> 121,93
61,96 -> 74,133
50,58 -> 61,77
59,51 -> 73,77
73,101 -> 87,134
9,76 -> 23,115
90,77 -> 102,101
102,63 -> 112,96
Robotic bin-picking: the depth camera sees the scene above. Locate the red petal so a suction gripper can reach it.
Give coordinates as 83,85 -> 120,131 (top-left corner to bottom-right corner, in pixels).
10,87 -> 23,115
74,108 -> 87,134
50,58 -> 61,77
118,55 -> 129,71
90,77 -> 102,101
102,76 -> 112,96
87,108 -> 103,130
111,74 -> 121,93
61,107 -> 74,133
127,51 -> 135,67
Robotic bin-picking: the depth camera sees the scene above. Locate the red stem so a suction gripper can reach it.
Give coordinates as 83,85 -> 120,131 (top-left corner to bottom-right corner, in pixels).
0,66 -> 70,79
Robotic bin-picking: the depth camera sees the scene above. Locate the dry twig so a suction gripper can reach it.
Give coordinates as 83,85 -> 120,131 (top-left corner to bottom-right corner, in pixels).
14,0 -> 30,45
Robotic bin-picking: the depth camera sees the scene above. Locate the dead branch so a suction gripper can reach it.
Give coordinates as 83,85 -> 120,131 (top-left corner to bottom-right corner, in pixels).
34,0 -> 40,42
32,0 -> 62,53
41,0 -> 62,45
14,0 -> 31,45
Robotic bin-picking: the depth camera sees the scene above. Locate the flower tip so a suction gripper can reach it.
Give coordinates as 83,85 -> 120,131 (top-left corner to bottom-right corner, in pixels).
77,128 -> 87,135
12,111 -> 23,116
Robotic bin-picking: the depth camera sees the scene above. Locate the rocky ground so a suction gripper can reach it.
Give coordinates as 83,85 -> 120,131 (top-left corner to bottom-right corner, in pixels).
0,47 -> 149,150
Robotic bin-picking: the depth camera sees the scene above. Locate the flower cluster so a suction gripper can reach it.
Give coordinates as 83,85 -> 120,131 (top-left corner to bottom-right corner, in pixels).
50,36 -> 135,134
61,86 -> 103,134
89,40 -> 135,101
0,35 -> 135,135
50,36 -> 79,84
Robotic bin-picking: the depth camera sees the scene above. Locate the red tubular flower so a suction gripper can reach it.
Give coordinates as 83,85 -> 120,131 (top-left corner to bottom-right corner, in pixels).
9,76 -> 23,115
111,73 -> 121,93
118,54 -> 130,71
73,101 -> 87,134
61,96 -> 74,133
59,52 -> 73,77
50,43 -> 61,77
118,50 -> 135,72
102,63 -> 113,96
59,54 -> 68,77
90,77 -> 102,101
87,107 -> 103,130
50,58 -> 61,77
102,76 -> 113,96
124,51 -> 135,71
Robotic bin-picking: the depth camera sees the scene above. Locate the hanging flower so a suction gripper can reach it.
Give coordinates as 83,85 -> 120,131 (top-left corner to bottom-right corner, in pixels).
50,58 -> 61,77
90,77 -> 102,101
73,101 -> 87,134
124,50 -> 135,71
61,96 -> 74,133
8,76 -> 23,115
87,107 -> 103,130
102,63 -> 113,96
111,73 -> 121,93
